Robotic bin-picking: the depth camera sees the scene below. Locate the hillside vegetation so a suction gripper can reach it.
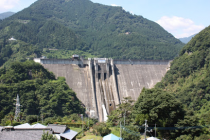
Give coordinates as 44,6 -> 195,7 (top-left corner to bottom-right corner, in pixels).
0,61 -> 84,122
0,0 -> 184,67
151,26 -> 210,138
156,26 -> 210,113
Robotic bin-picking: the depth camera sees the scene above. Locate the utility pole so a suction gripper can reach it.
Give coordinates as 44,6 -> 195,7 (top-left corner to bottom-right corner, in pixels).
87,108 -> 90,132
155,123 -> 156,138
144,120 -> 147,140
42,114 -> 43,124
124,112 -> 126,126
81,114 -> 84,136
120,121 -> 122,139
40,109 -> 44,124
88,115 -> 90,132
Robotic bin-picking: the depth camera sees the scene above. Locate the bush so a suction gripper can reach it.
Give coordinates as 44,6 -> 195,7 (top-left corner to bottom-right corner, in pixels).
93,122 -> 111,136
43,117 -> 56,125
13,121 -> 22,126
122,125 -> 140,140
26,115 -> 37,124
41,131 -> 58,140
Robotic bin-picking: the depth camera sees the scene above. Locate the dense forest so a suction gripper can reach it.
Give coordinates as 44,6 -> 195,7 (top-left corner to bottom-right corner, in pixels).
148,26 -> 210,139
0,0 -> 184,68
0,61 -> 85,124
156,25 -> 210,115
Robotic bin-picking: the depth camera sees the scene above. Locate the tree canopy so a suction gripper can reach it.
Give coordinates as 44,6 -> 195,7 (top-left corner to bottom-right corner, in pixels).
0,61 -> 85,121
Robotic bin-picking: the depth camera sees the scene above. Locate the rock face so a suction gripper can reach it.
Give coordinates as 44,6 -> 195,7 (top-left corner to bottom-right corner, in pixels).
36,58 -> 170,122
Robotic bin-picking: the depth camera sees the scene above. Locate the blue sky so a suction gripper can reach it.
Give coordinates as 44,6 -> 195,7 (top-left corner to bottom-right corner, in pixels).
0,0 -> 209,38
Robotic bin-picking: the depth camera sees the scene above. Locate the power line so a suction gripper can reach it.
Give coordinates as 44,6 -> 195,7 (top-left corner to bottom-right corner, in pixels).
115,124 -> 210,138
136,125 -> 210,130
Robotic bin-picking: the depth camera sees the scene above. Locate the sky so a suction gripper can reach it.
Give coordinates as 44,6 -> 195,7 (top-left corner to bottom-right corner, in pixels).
0,0 -> 209,38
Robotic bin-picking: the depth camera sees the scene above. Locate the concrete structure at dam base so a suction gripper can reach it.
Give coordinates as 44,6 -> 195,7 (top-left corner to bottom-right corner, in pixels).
34,58 -> 171,122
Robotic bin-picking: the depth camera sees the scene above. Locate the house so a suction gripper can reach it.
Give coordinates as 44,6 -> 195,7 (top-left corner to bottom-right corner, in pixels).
0,127 -> 53,140
146,137 -> 160,140
9,37 -> 16,41
0,123 -> 78,140
47,124 -> 67,134
47,124 -> 78,140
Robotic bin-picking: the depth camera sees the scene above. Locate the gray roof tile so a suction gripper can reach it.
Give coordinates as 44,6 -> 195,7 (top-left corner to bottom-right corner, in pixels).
0,129 -> 53,140
59,129 -> 78,140
47,124 -> 67,133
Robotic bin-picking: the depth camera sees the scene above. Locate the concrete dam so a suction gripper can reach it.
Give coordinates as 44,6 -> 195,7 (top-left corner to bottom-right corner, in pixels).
34,58 -> 170,122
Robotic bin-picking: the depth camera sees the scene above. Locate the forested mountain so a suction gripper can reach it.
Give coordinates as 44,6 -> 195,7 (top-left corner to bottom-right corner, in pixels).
150,25 -> 210,138
124,26 -> 210,139
0,12 -> 15,20
0,19 -> 94,67
0,61 -> 84,122
179,33 -> 197,44
156,25 -> 210,113
0,0 -> 184,67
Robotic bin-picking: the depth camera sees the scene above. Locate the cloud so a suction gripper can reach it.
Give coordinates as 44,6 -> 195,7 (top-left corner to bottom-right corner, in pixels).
0,0 -> 20,12
156,16 -> 205,38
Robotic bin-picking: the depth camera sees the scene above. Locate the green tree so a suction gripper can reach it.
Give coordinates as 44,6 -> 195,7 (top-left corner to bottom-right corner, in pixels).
122,125 -> 140,140
0,111 -> 4,123
132,88 -> 185,139
93,122 -> 111,136
175,110 -> 202,139
0,61 -> 85,121
107,96 -> 134,126
8,113 -> 14,126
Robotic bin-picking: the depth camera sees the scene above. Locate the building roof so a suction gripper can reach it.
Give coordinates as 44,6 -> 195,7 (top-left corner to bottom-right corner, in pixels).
147,137 -> 160,140
14,123 -> 31,128
103,133 -> 122,140
59,129 -> 78,140
31,123 -> 46,128
0,129 -> 52,140
0,123 -> 76,140
47,124 -> 67,133
9,37 -> 16,41
13,123 -> 46,129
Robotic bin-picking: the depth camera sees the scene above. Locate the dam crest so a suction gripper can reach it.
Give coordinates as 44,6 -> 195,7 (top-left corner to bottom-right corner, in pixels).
34,58 -> 171,122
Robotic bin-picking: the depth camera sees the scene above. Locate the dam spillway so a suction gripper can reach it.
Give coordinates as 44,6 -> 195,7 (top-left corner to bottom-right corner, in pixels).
34,58 -> 170,122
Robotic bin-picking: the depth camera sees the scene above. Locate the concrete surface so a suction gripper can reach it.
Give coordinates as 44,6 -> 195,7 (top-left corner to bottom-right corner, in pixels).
40,59 -> 170,122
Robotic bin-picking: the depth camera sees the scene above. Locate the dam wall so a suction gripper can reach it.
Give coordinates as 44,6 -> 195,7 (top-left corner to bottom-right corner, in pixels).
42,63 -> 98,118
36,58 -> 170,121
115,64 -> 169,102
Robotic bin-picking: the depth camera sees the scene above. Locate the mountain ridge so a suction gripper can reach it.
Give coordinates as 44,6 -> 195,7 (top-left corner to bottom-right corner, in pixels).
0,12 -> 15,20
179,33 -> 197,44
0,0 -> 184,67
